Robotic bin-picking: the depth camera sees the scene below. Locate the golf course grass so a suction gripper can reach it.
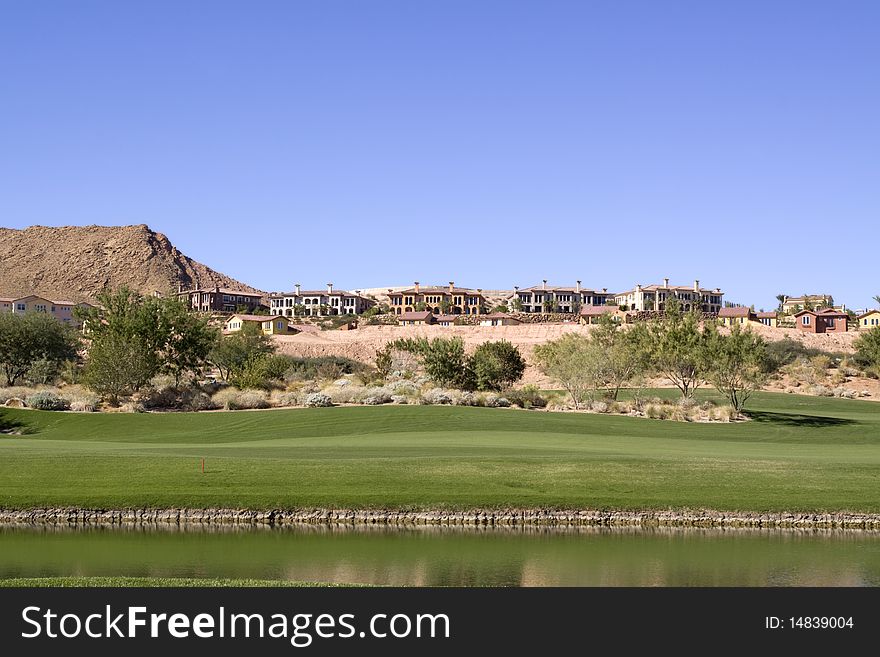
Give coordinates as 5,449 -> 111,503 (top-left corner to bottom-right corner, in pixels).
0,577 -> 342,587
1,390 -> 879,513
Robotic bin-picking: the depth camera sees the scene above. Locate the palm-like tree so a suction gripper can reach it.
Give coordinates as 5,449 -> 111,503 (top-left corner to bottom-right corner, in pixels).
873,295 -> 880,308
776,294 -> 786,311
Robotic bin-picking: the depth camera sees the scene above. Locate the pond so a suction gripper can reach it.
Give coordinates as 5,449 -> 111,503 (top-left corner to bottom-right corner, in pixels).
2,524 -> 879,586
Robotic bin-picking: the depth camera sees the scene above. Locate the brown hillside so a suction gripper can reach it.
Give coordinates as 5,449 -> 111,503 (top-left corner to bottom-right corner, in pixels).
0,224 -> 264,303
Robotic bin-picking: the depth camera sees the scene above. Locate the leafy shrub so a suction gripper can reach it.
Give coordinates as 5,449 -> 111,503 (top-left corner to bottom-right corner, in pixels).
25,391 -> 70,411
212,388 -> 270,410
505,385 -> 548,409
285,356 -> 370,382
469,340 -> 526,391
304,392 -> 333,408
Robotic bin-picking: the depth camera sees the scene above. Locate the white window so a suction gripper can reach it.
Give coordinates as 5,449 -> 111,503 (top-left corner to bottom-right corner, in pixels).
802,316 -> 810,325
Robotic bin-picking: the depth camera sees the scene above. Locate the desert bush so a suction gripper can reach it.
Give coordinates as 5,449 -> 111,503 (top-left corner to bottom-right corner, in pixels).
505,385 -> 548,409
481,393 -> 511,408
270,391 -> 301,407
0,386 -> 42,404
590,400 -> 609,413
303,392 -> 333,408
69,400 -> 97,412
119,401 -> 146,413
420,388 -> 453,405
25,391 -> 70,411
808,385 -> 832,397
360,386 -> 394,405
285,356 -> 370,382
212,388 -> 270,410
324,385 -> 365,404
390,395 -> 409,404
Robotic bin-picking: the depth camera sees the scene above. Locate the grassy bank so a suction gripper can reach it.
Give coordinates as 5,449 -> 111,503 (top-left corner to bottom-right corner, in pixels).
1,391 -> 879,513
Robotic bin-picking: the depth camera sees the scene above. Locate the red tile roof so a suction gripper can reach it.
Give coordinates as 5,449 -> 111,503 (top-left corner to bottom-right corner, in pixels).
755,312 -> 777,318
718,306 -> 753,318
398,311 -> 434,321
579,305 -> 618,316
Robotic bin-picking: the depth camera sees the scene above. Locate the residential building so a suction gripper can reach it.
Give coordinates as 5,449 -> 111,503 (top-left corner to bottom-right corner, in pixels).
510,281 -> 610,313
755,311 -> 779,328
223,314 -> 299,335
614,279 -> 723,314
718,307 -> 780,328
178,286 -> 264,313
794,308 -> 848,334
268,283 -> 375,317
388,282 -> 486,315
397,310 -> 434,326
0,294 -> 93,326
479,313 -> 521,326
578,305 -> 628,325
780,294 -> 834,314
435,314 -> 459,327
718,306 -> 754,326
857,310 -> 880,329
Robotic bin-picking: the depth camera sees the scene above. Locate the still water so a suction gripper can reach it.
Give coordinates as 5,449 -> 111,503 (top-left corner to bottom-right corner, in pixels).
1,525 -> 879,586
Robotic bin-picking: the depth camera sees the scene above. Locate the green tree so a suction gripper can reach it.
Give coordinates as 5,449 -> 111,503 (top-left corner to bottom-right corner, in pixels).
533,333 -> 605,409
591,314 -> 648,400
156,297 -> 219,385
79,288 -> 217,387
438,299 -> 451,314
83,332 -> 156,405
854,326 -> 880,369
705,324 -> 770,412
209,323 -> 275,381
542,299 -> 555,313
641,298 -> 711,398
374,345 -> 393,379
776,294 -> 787,311
510,298 -> 523,312
470,340 -> 526,391
230,353 -> 291,389
0,312 -> 80,385
389,336 -> 474,389
414,301 -> 429,312
873,295 -> 880,308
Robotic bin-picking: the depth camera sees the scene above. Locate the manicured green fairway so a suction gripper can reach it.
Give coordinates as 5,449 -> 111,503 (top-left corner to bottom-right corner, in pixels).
1,391 -> 879,513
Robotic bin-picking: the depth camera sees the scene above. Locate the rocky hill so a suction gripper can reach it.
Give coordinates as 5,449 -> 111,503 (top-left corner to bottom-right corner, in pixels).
0,224 -> 264,303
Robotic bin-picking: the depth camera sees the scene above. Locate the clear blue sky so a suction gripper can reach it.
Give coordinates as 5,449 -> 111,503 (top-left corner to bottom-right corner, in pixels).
2,1 -> 878,309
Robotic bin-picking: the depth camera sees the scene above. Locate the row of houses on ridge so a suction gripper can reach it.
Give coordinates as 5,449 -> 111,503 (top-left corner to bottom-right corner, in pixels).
0,294 -> 93,326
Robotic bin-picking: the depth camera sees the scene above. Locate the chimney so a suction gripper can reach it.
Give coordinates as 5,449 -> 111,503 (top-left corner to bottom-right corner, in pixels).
694,279 -> 700,292
636,284 -> 642,292
449,281 -> 455,293
576,280 -> 581,293
295,283 -> 301,296
542,279 -> 547,290
215,285 -> 220,294
177,283 -> 183,294
414,281 -> 420,293
602,288 -> 607,293
327,282 -> 333,294
664,278 -> 669,288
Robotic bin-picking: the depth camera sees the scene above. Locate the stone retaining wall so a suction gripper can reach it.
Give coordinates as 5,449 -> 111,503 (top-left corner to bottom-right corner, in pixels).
2,508 -> 879,530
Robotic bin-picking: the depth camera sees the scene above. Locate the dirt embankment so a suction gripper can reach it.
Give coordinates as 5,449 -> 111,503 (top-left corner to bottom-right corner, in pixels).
273,323 -> 864,388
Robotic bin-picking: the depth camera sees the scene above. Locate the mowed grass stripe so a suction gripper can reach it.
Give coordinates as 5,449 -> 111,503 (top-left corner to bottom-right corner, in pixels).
1,391 -> 879,512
